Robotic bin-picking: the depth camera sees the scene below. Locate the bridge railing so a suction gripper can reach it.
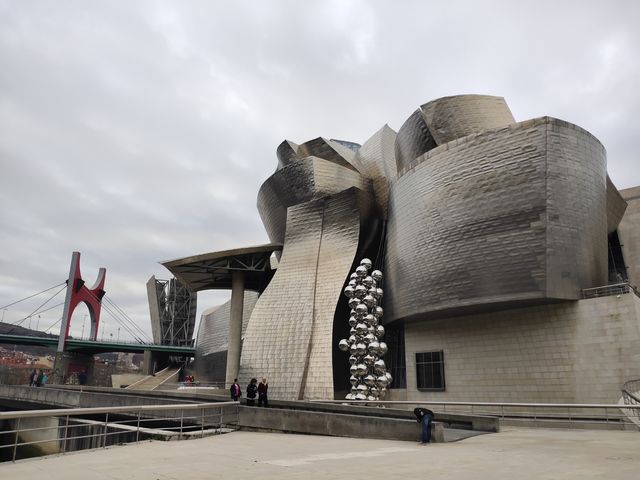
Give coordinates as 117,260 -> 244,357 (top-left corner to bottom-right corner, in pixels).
310,400 -> 640,430
0,401 -> 239,462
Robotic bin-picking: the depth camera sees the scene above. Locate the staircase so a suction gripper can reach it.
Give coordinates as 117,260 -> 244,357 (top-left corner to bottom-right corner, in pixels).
125,367 -> 180,391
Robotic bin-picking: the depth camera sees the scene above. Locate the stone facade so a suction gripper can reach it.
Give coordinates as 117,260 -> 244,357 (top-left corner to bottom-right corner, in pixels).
403,293 -> 640,404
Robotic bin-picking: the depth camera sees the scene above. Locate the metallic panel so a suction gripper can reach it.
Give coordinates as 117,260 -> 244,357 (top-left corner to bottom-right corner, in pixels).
195,291 -> 259,356
353,124 -> 397,218
385,117 -> 607,323
394,95 -> 515,173
617,186 -> 640,284
420,94 -> 515,145
257,156 -> 370,244
606,175 -> 628,233
240,187 -> 374,400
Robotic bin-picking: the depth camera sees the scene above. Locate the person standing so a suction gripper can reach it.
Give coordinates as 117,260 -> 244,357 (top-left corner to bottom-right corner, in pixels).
230,378 -> 241,401
78,370 -> 88,392
28,369 -> 37,387
246,378 -> 258,406
258,378 -> 269,407
41,371 -> 49,386
414,407 -> 435,444
36,370 -> 44,387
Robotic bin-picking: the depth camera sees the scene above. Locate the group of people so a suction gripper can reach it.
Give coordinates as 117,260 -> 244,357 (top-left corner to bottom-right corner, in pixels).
230,377 -> 268,407
28,369 -> 49,387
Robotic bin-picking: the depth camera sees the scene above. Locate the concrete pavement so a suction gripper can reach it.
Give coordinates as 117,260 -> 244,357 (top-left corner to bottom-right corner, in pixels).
1,427 -> 639,479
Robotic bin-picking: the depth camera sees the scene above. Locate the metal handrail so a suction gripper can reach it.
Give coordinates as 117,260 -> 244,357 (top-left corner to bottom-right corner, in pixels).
309,399 -> 640,429
581,282 -> 640,299
0,401 -> 239,462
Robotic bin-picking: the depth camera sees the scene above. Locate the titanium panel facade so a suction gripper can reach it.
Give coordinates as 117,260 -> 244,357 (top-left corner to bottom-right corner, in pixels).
394,95 -> 515,172
385,117 -> 608,323
257,157 -> 370,245
240,188 -> 374,400
618,187 -> 640,286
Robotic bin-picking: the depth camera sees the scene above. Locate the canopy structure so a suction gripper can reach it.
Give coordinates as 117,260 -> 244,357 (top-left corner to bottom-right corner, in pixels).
162,243 -> 282,293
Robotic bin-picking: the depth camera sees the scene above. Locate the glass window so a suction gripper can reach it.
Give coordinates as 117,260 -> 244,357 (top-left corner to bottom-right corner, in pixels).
415,351 -> 445,391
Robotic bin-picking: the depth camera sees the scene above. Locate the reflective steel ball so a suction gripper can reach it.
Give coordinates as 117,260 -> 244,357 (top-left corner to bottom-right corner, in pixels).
375,325 -> 385,338
364,314 -> 375,325
376,287 -> 384,298
376,375 -> 389,388
343,285 -> 355,298
338,339 -> 349,351
363,276 -> 374,288
355,393 -> 367,401
356,303 -> 369,315
349,354 -> 357,365
367,341 -> 380,353
374,359 -> 386,374
357,384 -> 368,393
350,375 -> 359,386
378,341 -> 388,356
355,343 -> 367,355
356,363 -> 367,376
371,270 -> 383,281
364,374 -> 376,386
363,294 -> 376,307
349,364 -> 357,376
348,298 -> 361,309
363,354 -> 375,365
374,306 -> 384,318
349,344 -> 358,355
355,323 -> 368,335
364,333 -> 376,344
348,316 -> 357,327
355,265 -> 367,277
360,258 -> 373,270
354,284 -> 367,298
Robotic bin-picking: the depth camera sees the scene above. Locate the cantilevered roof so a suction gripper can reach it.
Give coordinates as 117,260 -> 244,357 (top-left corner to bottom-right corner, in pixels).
162,243 -> 282,292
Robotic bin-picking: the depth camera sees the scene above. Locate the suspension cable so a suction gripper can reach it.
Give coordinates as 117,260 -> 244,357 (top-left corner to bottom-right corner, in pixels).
104,295 -> 152,340
9,284 -> 68,327
0,281 -> 66,310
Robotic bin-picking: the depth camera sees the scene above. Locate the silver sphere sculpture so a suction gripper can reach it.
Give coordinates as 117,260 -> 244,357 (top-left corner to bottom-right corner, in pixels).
338,259 -> 392,403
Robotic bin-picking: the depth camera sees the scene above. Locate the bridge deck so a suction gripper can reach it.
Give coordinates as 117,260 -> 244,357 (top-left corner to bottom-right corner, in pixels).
0,334 -> 195,355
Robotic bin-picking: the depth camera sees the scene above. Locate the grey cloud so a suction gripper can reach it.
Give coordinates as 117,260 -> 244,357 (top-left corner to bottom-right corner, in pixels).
1,0 -> 639,340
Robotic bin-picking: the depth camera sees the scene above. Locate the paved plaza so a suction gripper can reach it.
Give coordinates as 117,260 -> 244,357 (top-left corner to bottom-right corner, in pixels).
1,427 -> 639,479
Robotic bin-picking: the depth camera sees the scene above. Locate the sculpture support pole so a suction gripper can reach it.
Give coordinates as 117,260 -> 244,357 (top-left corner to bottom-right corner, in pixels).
226,271 -> 245,388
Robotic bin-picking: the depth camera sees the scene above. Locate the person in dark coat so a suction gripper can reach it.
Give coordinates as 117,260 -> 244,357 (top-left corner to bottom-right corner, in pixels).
230,378 -> 241,401
246,378 -> 258,406
414,407 -> 435,444
258,378 -> 269,407
28,369 -> 37,386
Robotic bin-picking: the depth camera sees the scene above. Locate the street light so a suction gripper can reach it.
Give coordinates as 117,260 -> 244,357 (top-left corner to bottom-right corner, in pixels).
81,315 -> 87,339
117,327 -> 120,343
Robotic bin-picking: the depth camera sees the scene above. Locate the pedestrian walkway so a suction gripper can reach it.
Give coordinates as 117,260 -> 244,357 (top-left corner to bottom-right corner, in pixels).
1,428 -> 639,479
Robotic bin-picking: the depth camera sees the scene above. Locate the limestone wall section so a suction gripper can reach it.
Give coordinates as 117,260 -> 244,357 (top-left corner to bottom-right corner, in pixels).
403,294 -> 640,404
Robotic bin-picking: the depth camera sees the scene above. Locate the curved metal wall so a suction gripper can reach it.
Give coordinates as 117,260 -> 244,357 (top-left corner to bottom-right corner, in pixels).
240,188 -> 374,400
384,117 -> 608,323
257,157 -> 370,244
394,95 -> 514,173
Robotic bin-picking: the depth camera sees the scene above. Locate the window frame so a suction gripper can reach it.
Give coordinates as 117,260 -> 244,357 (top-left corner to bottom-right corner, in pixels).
415,350 -> 446,391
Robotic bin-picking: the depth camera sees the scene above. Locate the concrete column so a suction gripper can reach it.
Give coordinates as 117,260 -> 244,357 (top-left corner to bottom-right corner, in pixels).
225,271 -> 245,387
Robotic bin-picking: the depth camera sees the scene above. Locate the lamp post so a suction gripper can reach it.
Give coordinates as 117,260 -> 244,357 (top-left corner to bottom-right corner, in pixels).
81,315 -> 87,339
117,327 -> 120,343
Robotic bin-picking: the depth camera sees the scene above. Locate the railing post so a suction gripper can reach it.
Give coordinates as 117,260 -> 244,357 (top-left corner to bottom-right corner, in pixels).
180,409 -> 184,435
219,406 -> 223,434
103,413 -> 109,448
201,407 -> 205,438
12,417 -> 20,462
136,409 -> 141,443
62,414 -> 69,454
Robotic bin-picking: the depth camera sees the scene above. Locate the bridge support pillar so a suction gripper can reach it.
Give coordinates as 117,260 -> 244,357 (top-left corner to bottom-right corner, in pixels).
225,271 -> 245,388
142,350 -> 171,375
53,352 -> 94,386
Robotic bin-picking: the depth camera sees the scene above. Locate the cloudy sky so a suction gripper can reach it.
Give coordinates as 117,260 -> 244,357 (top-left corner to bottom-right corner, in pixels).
1,0 -> 638,341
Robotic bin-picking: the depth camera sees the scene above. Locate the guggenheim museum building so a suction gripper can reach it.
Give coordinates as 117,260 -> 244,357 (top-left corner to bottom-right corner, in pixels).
155,94 -> 640,405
